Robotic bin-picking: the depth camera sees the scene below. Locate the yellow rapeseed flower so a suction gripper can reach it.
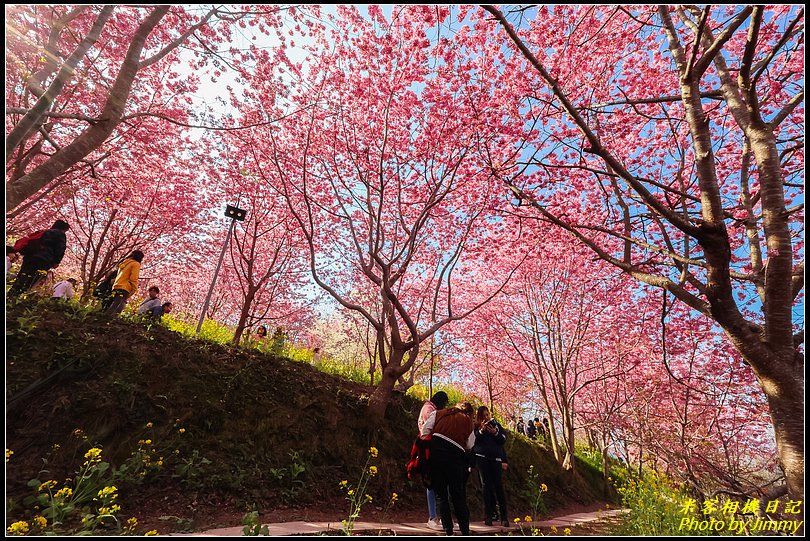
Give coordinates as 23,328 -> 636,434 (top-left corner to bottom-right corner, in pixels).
6,448 -> 13,462
33,516 -> 47,528
7,521 -> 29,535
38,480 -> 57,492
390,492 -> 398,502
97,486 -> 118,499
564,527 -> 572,535
368,466 -> 378,476
524,515 -> 532,522
179,428 -> 186,434
339,480 -> 348,488
348,489 -> 355,496
551,525 -> 558,533
145,530 -> 159,536
540,483 -> 548,493
369,447 -> 378,457
146,422 -> 153,428
84,447 -> 102,463
126,517 -> 138,528
513,517 -> 521,523
54,487 -> 73,499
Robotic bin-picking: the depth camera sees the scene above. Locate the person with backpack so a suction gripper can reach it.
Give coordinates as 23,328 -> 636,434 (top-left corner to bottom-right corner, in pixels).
421,401 -> 476,536
104,250 -> 144,315
8,219 -> 70,298
418,391 -> 449,531
92,270 -> 117,311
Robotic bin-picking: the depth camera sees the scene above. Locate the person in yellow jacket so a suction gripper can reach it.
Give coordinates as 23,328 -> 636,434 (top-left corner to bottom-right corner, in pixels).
104,250 -> 144,315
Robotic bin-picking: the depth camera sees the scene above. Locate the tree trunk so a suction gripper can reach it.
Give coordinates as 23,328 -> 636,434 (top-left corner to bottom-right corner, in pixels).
756,354 -> 804,501
232,286 -> 258,345
367,363 -> 402,423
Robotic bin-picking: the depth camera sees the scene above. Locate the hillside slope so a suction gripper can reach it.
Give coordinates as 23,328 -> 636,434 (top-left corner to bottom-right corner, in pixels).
5,299 -> 614,535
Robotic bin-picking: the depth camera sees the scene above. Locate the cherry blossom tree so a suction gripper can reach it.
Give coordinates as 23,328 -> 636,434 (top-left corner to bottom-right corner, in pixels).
4,5 -> 312,212
235,5 -> 530,421
477,4 -> 804,500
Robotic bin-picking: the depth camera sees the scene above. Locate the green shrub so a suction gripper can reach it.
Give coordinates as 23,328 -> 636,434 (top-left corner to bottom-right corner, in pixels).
614,469 -> 701,536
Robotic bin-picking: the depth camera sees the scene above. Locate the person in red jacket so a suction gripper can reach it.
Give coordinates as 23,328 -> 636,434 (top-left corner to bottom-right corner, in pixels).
8,219 -> 69,298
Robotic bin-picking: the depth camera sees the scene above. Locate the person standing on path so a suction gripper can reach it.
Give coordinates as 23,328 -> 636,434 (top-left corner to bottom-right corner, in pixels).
474,405 -> 510,527
421,401 -> 476,536
104,250 -> 143,315
8,219 -> 70,297
417,391 -> 449,531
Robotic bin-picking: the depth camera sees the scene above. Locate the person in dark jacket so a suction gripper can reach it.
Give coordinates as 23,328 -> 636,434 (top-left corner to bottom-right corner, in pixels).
474,406 -> 510,526
421,402 -> 476,536
8,219 -> 69,297
526,419 -> 537,439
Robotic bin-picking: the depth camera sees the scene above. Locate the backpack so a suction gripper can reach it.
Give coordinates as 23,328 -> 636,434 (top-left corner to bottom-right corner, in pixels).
12,230 -> 46,256
406,434 -> 432,488
93,273 -> 115,298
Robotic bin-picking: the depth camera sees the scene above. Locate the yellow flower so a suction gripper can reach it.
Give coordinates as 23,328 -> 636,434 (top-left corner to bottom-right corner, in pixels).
179,428 -> 186,434
551,526 -> 558,533
146,422 -> 153,428
564,527 -> 572,535
126,517 -> 138,528
72,428 -> 86,439
33,516 -> 47,528
339,480 -> 348,488
38,480 -> 57,492
524,515 -> 532,522
97,486 -> 118,499
513,518 -> 521,523
6,449 -> 13,462
390,492 -> 398,503
84,447 -> 102,463
7,521 -> 29,535
365,494 -> 373,502
368,466 -> 378,476
369,447 -> 378,458
54,487 -> 73,499
348,489 -> 355,496
540,483 -> 548,493
145,530 -> 159,536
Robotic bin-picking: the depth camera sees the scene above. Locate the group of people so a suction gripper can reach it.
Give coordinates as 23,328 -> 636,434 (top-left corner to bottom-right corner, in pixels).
516,416 -> 550,442
7,220 -> 172,319
417,392 -> 510,536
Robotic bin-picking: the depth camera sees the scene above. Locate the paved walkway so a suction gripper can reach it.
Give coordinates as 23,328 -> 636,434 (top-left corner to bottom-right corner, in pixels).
170,508 -> 627,536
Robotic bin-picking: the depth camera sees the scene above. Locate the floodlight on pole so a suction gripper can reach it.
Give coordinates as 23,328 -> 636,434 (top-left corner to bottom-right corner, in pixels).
196,204 -> 247,335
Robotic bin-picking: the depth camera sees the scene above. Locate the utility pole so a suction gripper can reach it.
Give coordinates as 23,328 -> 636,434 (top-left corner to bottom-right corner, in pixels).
196,204 -> 247,335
